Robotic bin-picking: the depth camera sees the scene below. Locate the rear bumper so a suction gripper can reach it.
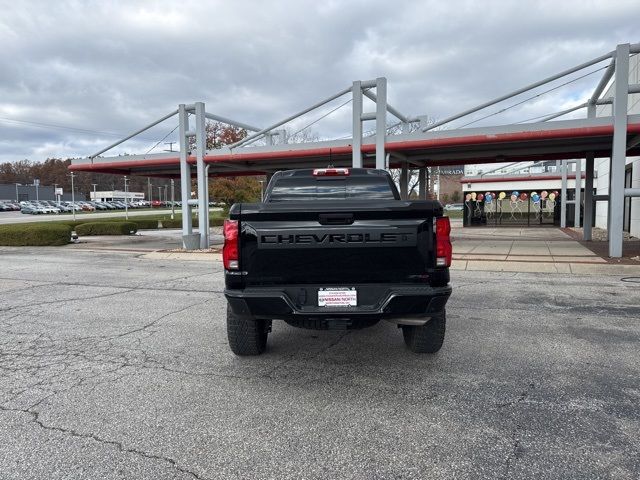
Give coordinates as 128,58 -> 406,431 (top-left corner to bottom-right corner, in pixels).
224,283 -> 452,321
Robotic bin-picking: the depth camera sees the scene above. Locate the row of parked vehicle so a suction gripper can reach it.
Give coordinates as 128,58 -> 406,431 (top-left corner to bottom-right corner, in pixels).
0,199 -> 151,215
1,199 -> 200,215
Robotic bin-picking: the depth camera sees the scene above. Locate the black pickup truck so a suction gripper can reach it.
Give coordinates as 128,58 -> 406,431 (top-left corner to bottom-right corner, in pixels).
223,168 -> 452,355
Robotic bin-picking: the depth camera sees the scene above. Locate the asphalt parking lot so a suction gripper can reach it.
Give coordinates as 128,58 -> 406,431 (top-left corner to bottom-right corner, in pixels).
1,247 -> 639,479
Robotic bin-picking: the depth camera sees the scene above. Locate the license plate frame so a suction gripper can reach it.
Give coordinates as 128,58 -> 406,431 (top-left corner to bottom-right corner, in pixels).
318,287 -> 357,307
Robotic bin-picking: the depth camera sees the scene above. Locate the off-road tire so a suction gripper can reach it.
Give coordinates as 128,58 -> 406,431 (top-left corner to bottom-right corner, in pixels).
401,310 -> 446,354
226,306 -> 269,356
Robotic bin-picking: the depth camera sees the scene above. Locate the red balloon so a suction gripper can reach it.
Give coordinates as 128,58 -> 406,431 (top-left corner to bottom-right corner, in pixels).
477,193 -> 485,201
519,192 -> 528,201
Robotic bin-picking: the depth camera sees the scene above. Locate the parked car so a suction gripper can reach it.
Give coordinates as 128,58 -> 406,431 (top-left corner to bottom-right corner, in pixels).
444,203 -> 464,211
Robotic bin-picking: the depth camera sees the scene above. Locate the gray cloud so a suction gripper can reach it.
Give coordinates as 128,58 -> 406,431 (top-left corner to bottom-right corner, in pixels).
0,0 -> 637,163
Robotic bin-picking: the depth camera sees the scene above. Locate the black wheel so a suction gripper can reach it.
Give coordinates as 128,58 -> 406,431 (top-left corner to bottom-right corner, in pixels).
401,310 -> 446,354
226,305 -> 269,356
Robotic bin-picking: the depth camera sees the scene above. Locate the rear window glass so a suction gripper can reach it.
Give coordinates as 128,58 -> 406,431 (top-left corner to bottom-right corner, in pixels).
267,176 -> 397,202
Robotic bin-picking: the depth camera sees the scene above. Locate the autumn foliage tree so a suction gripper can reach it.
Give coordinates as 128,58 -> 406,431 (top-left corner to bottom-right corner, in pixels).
200,122 -> 264,207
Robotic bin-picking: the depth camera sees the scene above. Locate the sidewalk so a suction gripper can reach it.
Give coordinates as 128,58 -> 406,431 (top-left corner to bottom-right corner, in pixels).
450,226 -> 640,275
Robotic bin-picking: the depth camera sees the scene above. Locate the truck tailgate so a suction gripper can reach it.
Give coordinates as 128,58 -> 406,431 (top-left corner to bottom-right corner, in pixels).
234,201 -> 440,286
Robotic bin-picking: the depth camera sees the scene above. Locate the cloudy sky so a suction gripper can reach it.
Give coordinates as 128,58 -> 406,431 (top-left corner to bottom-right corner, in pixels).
0,0 -> 637,163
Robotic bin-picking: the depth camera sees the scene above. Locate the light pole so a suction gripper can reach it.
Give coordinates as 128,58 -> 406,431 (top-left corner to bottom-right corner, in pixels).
92,183 -> 98,202
164,185 -> 168,206
70,173 -> 76,221
170,179 -> 175,219
157,186 -> 162,205
34,179 -> 39,201
15,183 -> 21,202
124,176 -> 129,220
148,178 -> 152,204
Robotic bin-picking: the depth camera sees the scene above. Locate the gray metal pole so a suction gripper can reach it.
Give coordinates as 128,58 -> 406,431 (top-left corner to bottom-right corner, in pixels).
590,59 -> 616,103
352,81 -> 363,168
423,50 -> 614,131
92,184 -> 97,202
608,44 -> 630,258
124,176 -> 129,220
541,103 -> 588,122
195,102 -> 208,248
171,178 -> 176,220
375,77 -> 387,170
583,103 -> 596,241
70,173 -> 76,221
148,178 -> 152,203
35,181 -> 39,201
560,160 -> 568,228
171,179 -> 175,220
400,164 -> 408,200
178,104 -> 192,239
89,108 -> 179,159
204,164 -> 210,247
418,166 -> 426,199
230,86 -> 352,149
362,90 -> 413,123
574,158 -> 582,228
203,112 -> 262,132
15,183 -> 19,202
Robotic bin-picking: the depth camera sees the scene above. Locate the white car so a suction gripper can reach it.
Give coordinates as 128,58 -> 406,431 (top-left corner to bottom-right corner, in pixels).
444,203 -> 464,211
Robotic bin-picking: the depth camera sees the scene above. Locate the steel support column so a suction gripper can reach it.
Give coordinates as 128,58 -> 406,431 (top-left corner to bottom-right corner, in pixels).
608,44 -> 630,258
560,160 -> 568,228
418,166 -> 426,199
375,77 -> 387,170
195,102 -> 209,249
583,103 -> 596,240
178,104 -> 192,240
574,158 -> 581,228
352,81 -> 363,168
400,163 -> 408,200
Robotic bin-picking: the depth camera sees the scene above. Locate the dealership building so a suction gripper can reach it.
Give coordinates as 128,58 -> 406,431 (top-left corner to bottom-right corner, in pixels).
461,53 -> 639,237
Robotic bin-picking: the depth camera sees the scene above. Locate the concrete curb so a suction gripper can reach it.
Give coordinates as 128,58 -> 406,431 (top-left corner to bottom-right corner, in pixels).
451,259 -> 640,275
141,251 -> 222,262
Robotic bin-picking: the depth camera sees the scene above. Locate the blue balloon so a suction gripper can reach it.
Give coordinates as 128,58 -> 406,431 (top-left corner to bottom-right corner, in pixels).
485,193 -> 493,203
512,191 -> 519,197
532,194 -> 540,203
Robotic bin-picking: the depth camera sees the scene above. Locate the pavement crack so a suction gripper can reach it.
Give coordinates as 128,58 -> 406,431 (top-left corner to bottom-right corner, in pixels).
106,299 -> 213,341
0,405 -> 209,480
0,288 -> 137,313
502,424 -> 524,479
496,382 -> 535,408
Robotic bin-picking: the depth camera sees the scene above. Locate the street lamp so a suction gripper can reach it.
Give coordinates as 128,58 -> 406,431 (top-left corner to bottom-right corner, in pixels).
69,173 -> 76,221
170,179 -> 175,219
124,176 -> 129,220
15,183 -> 21,202
91,183 -> 98,202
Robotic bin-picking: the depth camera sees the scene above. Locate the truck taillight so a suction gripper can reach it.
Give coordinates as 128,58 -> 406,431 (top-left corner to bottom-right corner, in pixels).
435,216 -> 452,267
313,168 -> 350,176
223,219 -> 239,270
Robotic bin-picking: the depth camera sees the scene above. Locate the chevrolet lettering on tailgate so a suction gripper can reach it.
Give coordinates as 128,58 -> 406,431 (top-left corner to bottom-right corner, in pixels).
257,229 -> 417,249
